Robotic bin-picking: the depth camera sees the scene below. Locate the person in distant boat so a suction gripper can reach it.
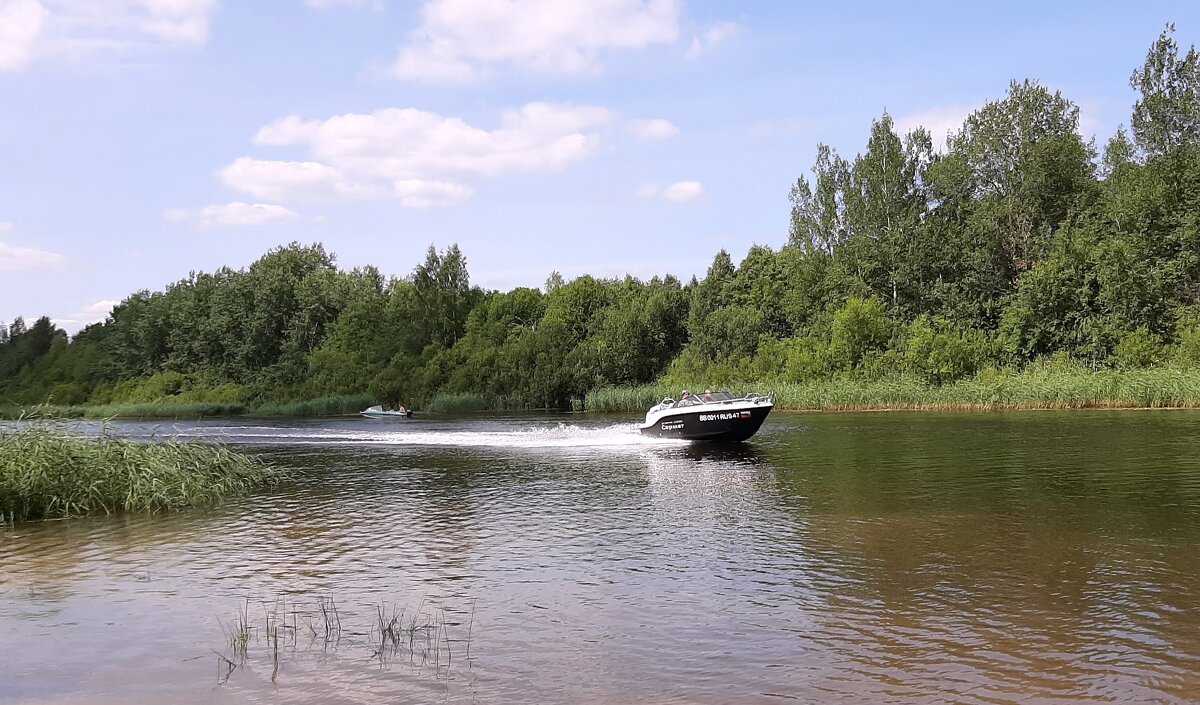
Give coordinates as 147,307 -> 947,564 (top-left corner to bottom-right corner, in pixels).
675,390 -> 691,407
702,389 -> 713,402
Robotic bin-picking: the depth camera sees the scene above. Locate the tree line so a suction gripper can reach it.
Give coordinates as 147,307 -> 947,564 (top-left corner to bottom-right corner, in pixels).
2,26 -> 1199,409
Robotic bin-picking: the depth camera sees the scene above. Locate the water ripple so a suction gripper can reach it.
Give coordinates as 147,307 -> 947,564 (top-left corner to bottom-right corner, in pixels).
4,411 -> 1200,703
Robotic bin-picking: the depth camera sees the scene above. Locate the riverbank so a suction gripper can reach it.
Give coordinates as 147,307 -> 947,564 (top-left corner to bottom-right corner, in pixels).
585,368 -> 1200,413
0,419 -> 283,522
9,369 -> 1200,419
0,394 -> 374,421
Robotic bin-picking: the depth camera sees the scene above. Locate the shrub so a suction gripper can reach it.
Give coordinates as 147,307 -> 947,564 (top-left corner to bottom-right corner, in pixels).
49,382 -> 89,406
783,336 -> 831,381
1176,318 -> 1200,366
1114,327 -> 1165,369
829,297 -> 892,370
904,315 -> 996,383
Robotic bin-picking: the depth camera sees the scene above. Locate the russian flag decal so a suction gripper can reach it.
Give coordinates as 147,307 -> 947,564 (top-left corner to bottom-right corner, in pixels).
740,411 -> 752,418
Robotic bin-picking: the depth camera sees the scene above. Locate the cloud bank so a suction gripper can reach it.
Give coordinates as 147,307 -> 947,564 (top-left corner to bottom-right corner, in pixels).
223,102 -> 677,206
164,202 -> 301,228
0,240 -> 66,271
637,180 -> 703,202
391,0 -> 681,83
0,0 -> 217,71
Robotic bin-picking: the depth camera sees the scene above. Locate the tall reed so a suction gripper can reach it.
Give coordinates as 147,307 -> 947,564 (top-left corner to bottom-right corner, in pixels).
426,393 -> 491,414
0,419 -> 283,522
253,394 -> 375,417
81,402 -> 247,418
584,368 -> 1200,412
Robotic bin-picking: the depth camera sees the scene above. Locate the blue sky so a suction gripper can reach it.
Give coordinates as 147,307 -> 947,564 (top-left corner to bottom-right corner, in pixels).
2,0 -> 1198,333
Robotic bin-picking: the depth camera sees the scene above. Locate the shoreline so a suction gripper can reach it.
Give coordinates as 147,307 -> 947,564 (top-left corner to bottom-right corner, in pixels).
7,368 -> 1200,420
583,368 -> 1200,414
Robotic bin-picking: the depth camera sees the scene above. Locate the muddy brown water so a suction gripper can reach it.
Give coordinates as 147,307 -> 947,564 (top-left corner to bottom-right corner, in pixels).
3,411 -> 1200,704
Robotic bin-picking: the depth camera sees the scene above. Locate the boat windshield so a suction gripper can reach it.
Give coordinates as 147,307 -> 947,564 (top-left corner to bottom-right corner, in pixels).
698,391 -> 737,402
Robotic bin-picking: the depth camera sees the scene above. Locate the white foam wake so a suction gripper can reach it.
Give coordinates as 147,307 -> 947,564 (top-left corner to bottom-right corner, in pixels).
175,422 -> 687,449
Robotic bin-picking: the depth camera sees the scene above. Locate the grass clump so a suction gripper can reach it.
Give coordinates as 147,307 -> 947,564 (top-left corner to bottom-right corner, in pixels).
426,393 -> 490,414
253,394 -> 375,418
0,418 -> 283,522
81,401 -> 247,419
585,367 -> 1200,412
585,385 -> 677,413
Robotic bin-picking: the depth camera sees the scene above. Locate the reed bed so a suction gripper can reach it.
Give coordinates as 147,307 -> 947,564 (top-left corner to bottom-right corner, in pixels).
584,368 -> 1200,412
0,419 -> 283,522
426,393 -> 491,414
82,401 -> 248,418
0,395 -> 374,420
0,404 -> 84,420
584,385 -> 677,413
253,394 -> 375,418
0,402 -> 246,420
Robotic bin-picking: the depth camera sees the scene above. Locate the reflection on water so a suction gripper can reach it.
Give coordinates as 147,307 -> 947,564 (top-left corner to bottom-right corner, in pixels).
4,411 -> 1200,703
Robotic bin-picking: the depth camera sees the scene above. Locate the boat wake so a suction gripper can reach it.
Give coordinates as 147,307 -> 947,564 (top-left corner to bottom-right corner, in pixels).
164,422 -> 688,450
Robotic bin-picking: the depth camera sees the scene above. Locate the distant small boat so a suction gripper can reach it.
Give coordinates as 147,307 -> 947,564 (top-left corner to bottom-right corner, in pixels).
360,405 -> 413,419
638,391 -> 773,442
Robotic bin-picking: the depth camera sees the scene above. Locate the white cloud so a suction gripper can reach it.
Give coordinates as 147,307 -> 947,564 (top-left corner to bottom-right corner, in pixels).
392,0 -> 681,83
394,180 -> 473,208
662,180 -> 703,202
0,240 -> 66,270
0,0 -> 48,71
226,102 -> 665,206
219,158 -> 382,202
79,299 -> 118,318
131,0 -> 216,45
0,221 -> 13,233
52,299 -> 119,334
685,20 -> 737,60
637,180 -> 703,202
2,0 -> 216,70
894,104 -> 978,152
164,202 -> 302,228
628,118 -> 678,141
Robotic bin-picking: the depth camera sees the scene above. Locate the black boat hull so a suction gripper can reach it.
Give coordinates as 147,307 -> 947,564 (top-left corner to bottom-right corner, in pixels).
639,404 -> 772,443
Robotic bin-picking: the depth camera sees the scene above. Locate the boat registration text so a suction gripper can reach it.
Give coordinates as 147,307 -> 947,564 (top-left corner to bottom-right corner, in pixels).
700,411 -> 751,422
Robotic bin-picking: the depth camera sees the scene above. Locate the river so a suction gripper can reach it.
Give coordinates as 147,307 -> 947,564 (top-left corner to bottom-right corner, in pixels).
4,410 -> 1200,704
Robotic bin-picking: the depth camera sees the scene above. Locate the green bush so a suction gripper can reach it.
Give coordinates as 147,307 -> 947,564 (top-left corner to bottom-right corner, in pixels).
49,382 -> 89,406
904,315 -> 996,383
829,297 -> 891,370
1176,317 -> 1200,366
783,336 -> 831,381
1114,327 -> 1164,369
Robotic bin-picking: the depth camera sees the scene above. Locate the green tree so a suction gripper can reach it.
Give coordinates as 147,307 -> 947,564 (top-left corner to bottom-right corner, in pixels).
1130,24 -> 1200,159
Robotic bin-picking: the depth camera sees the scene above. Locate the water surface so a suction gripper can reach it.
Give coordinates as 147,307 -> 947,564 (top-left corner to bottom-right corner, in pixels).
4,411 -> 1200,704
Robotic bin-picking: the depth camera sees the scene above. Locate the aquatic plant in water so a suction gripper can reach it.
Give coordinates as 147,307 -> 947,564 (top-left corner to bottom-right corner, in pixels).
214,595 -> 473,686
0,417 -> 282,522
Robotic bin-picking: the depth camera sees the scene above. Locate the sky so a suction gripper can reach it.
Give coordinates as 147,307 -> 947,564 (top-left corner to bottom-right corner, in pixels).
1,0 -> 1199,333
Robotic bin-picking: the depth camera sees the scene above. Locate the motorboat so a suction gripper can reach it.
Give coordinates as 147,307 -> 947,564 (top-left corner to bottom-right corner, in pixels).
638,391 -> 774,442
360,404 -> 413,419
